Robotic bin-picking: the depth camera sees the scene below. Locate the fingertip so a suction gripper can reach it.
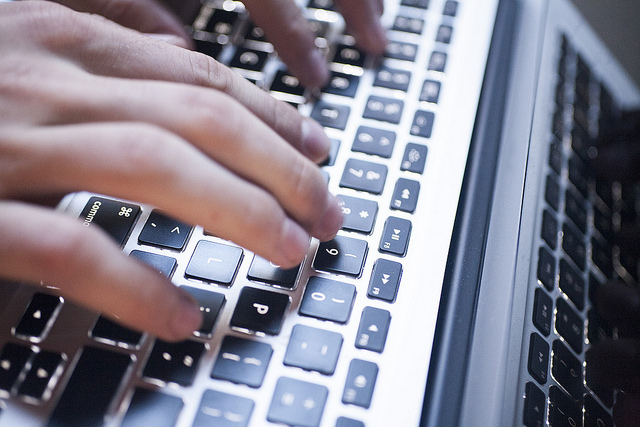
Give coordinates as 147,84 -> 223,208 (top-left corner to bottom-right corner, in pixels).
166,290 -> 203,340
301,118 -> 331,162
314,193 -> 344,241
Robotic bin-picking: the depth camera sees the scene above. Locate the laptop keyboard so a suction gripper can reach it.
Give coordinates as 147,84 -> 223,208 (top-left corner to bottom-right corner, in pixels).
0,0 -> 500,426
522,34 -> 636,427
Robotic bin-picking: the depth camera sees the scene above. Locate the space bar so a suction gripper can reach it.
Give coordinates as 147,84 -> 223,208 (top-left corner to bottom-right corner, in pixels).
47,346 -> 132,427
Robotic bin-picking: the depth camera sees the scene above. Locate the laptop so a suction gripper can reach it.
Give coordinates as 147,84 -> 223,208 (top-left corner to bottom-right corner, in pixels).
0,0 -> 638,426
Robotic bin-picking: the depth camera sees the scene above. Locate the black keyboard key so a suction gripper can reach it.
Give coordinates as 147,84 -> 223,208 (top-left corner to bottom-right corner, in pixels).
442,0 -> 458,16
268,377 -> 328,427
340,158 -> 388,194
333,44 -> 366,67
548,386 -> 581,427
247,255 -> 301,289
368,258 -> 402,301
143,340 -> 205,386
337,195 -> 378,234
185,240 -> 243,286
363,95 -> 404,124
314,236 -> 368,276
230,287 -> 289,335
0,343 -> 32,392
567,156 -> 589,199
342,359 -> 378,409
323,71 -> 360,98
204,8 -> 239,35
410,110 -> 435,138
400,143 -> 428,174
18,350 -> 62,400
392,15 -> 425,34
270,69 -> 305,97
401,0 -> 429,8
559,259 -> 585,310
284,324 -> 343,375
584,394 -> 613,427
551,340 -> 582,399
352,126 -> 396,158
380,217 -> 412,256
211,335 -> 272,387
244,23 -> 267,42
537,246 -> 556,291
436,24 -> 453,44
79,197 -> 140,246
308,0 -> 335,11
523,382 -> 545,427
385,40 -> 418,62
391,178 -> 420,213
336,417 -> 365,427
192,389 -> 254,427
528,333 -> 549,385
193,38 -> 223,59
311,101 -> 351,130
562,223 -> 586,271
91,316 -> 143,347
299,276 -> 356,323
427,51 -> 447,72
355,307 -> 391,353
374,67 -> 411,92
548,137 -> 563,176
555,297 -> 584,353
13,293 -> 62,340
47,347 -> 132,427
532,288 -> 553,336
180,286 -> 225,337
138,210 -> 192,250
564,189 -> 587,233
121,388 -> 183,427
229,47 -> 269,72
591,238 -> 613,278
419,80 -> 441,104
545,174 -> 560,212
129,250 -> 176,278
541,210 -> 558,250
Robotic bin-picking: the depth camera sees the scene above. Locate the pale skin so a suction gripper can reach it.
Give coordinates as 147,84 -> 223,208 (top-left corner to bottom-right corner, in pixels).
0,0 -> 386,341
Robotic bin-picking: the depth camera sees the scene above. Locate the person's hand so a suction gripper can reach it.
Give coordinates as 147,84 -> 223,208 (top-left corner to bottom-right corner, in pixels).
0,1 -> 342,341
53,0 -> 387,88
586,109 -> 640,426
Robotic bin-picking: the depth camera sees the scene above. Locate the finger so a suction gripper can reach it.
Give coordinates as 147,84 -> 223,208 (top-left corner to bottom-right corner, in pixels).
9,1 -> 332,163
52,0 -> 193,47
5,68 -> 342,243
594,281 -> 640,337
0,201 -> 202,341
334,0 -> 387,55
585,339 -> 640,393
0,122 -> 319,268
242,0 -> 330,89
613,392 -> 640,427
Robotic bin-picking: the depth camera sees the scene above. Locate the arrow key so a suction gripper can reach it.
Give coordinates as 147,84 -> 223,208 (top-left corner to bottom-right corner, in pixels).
139,210 -> 192,250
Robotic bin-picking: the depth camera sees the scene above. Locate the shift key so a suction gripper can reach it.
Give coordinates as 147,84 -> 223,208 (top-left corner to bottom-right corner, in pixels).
79,197 -> 141,247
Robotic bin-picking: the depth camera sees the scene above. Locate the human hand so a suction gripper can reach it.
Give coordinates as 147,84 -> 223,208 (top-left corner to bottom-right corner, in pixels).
53,0 -> 387,88
0,1 -> 342,341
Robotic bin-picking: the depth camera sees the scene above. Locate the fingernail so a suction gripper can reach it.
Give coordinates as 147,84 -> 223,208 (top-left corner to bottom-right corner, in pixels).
170,293 -> 202,338
301,118 -> 331,162
316,193 -> 344,241
281,219 -> 311,266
